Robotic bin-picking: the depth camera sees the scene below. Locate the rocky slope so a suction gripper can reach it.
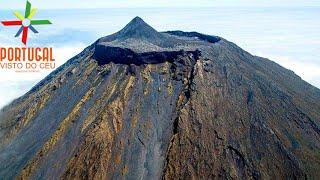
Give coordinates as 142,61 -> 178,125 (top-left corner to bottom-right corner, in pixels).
0,17 -> 320,180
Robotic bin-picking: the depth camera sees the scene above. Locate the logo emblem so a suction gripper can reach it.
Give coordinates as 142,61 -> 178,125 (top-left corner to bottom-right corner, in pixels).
1,1 -> 52,45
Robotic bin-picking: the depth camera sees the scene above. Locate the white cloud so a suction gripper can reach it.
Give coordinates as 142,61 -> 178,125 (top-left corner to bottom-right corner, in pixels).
252,53 -> 320,88
275,56 -> 320,83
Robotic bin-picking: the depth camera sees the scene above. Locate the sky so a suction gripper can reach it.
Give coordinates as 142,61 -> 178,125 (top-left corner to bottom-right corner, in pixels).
0,0 -> 319,108
1,0 -> 320,9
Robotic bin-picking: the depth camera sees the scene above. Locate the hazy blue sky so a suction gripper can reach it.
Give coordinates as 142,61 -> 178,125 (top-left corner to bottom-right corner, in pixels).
0,0 -> 320,9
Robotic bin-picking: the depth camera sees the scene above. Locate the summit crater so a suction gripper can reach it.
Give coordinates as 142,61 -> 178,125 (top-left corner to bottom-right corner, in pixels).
97,16 -> 221,54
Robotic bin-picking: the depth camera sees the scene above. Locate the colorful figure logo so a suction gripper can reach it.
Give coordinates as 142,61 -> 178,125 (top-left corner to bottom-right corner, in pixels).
1,1 -> 52,45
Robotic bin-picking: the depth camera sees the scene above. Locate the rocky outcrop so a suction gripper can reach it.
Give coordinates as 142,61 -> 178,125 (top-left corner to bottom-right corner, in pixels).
165,30 -> 221,43
93,44 -> 201,65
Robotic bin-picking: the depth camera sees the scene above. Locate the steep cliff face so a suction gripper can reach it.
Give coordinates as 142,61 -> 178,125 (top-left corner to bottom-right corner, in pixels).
0,17 -> 320,180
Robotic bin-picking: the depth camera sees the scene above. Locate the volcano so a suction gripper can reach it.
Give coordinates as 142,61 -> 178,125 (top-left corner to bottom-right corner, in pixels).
0,17 -> 320,179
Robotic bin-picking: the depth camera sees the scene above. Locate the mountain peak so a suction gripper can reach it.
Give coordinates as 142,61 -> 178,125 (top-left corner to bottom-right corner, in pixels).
98,16 -> 221,53
130,16 -> 145,24
115,16 -> 163,40
124,16 -> 152,30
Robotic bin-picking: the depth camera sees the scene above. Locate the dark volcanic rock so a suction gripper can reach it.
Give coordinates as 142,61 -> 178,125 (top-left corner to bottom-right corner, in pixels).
165,30 -> 221,43
101,16 -> 165,42
93,44 -> 201,65
0,17 -> 320,180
